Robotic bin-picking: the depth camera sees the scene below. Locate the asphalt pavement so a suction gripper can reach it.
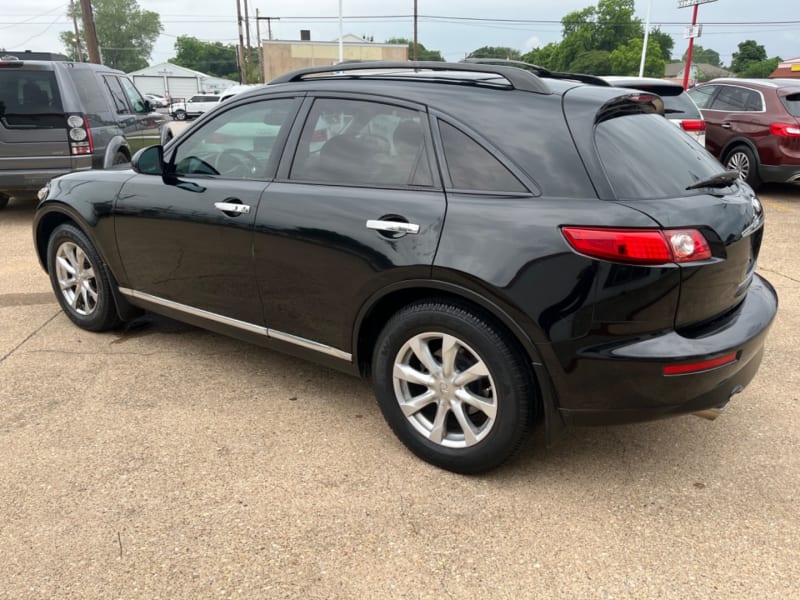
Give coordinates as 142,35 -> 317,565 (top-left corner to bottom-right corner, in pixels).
1,187 -> 798,599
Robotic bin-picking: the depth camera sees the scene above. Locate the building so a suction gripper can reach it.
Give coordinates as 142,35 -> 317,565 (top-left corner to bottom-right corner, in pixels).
665,62 -> 733,86
261,33 -> 408,82
127,62 -> 237,101
769,58 -> 800,79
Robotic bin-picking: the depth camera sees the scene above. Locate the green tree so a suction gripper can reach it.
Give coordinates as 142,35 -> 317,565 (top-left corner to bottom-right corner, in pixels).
521,43 -> 560,70
467,46 -> 522,60
171,36 -> 239,79
594,0 -> 642,52
730,40 -> 767,74
59,0 -> 162,72
740,57 -> 782,78
681,45 -> 722,68
385,38 -> 443,61
568,50 -> 611,74
609,36 -> 665,77
649,28 -> 674,62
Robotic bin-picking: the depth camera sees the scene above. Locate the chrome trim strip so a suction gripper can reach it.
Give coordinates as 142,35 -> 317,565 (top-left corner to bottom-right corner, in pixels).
267,329 -> 352,361
118,287 -> 352,361
366,219 -> 420,234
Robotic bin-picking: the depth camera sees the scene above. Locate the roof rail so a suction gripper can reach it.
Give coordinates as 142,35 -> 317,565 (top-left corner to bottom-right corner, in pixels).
268,61 -> 551,94
461,58 -> 610,87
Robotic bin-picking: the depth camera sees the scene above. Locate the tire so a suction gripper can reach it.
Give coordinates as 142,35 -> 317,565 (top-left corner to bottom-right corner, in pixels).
725,145 -> 762,190
46,223 -> 122,332
112,151 -> 129,166
174,109 -> 187,121
0,193 -> 9,210
372,300 -> 534,474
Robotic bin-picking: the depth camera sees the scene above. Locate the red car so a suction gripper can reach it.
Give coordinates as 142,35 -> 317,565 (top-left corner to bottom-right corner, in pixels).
688,78 -> 800,189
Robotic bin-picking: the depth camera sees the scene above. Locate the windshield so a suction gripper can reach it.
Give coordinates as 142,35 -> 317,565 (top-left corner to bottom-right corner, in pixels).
596,113 -> 724,199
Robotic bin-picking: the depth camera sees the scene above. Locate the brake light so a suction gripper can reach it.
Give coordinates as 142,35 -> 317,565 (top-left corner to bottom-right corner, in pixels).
769,123 -> 800,137
681,119 -> 706,132
663,352 -> 738,375
310,128 -> 328,143
561,227 -> 712,265
67,114 -> 93,156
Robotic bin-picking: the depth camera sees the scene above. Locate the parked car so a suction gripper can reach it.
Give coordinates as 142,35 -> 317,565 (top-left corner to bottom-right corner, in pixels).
688,78 -> 800,189
144,93 -> 168,108
169,94 -> 221,120
33,62 -> 777,473
602,76 -> 706,146
0,55 -> 167,209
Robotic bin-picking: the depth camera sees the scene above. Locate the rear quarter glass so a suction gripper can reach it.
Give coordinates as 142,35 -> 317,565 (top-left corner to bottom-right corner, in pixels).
782,93 -> 800,117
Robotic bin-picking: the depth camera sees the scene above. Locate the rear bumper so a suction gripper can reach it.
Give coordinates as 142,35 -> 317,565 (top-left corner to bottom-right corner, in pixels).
555,273 -> 778,426
759,163 -> 800,184
0,162 -> 92,194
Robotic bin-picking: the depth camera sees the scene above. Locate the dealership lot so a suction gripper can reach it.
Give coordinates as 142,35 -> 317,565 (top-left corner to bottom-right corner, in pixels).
1,187 -> 799,598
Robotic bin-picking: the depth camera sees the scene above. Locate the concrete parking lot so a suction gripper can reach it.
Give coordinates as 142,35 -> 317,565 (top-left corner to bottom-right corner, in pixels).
1,187 -> 799,599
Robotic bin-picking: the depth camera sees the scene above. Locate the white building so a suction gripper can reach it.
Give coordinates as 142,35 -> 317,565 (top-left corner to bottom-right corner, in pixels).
127,62 -> 237,101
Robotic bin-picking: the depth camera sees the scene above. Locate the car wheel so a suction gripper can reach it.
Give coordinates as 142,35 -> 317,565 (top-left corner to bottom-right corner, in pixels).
174,109 -> 187,121
112,151 -> 129,166
46,223 -> 121,332
0,193 -> 9,210
372,300 -> 533,473
725,146 -> 762,190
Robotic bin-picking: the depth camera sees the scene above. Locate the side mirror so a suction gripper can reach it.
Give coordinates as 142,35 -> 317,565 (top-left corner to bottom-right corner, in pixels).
143,99 -> 153,113
131,145 -> 164,175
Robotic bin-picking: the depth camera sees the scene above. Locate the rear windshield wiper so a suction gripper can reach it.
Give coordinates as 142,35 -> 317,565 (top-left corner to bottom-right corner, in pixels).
685,170 -> 740,191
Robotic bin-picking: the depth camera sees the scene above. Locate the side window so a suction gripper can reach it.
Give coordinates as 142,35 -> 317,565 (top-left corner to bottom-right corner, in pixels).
741,89 -> 763,111
118,77 -> 148,113
172,98 -> 295,180
103,76 -> 129,114
688,85 -> 716,109
712,86 -> 760,112
291,98 -> 434,187
66,70 -> 108,114
438,121 -> 527,193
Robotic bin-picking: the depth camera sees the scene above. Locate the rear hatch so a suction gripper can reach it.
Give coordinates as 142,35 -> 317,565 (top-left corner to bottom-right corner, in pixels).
777,89 -> 800,165
0,61 -> 69,162
593,104 -> 763,328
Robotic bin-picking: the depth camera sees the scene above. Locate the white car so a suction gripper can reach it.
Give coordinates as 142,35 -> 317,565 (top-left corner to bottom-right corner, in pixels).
144,94 -> 168,108
169,94 -> 222,120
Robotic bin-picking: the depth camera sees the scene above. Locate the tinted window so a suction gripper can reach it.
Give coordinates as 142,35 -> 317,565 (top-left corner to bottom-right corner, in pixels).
291,98 -> 434,187
173,98 -> 294,180
712,86 -> 763,111
688,85 -> 716,109
782,93 -> 800,117
439,121 -> 526,193
596,113 -> 724,199
103,76 -> 129,114
66,69 -> 108,114
662,92 -> 701,119
118,76 -> 148,113
0,70 -> 64,127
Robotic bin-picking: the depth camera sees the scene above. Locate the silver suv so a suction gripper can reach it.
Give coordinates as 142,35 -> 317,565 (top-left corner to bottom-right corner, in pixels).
0,55 -> 166,209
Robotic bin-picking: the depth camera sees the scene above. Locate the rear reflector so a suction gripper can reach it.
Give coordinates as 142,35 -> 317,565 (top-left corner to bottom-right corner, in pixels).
561,227 -> 712,265
681,119 -> 706,132
663,352 -> 738,375
770,123 -> 800,137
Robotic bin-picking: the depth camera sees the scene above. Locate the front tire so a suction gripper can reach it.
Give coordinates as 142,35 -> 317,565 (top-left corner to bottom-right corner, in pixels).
174,109 -> 187,121
372,301 -> 534,474
46,224 -> 121,332
725,145 -> 762,190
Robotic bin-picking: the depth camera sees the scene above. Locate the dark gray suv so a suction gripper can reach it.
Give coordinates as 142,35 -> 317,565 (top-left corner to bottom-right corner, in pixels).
0,55 -> 167,209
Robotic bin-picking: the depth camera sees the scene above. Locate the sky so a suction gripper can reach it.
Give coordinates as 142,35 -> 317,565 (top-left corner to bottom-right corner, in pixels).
2,1 -> 799,69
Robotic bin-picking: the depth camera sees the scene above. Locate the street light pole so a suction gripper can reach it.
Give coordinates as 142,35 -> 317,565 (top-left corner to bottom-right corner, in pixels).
638,0 -> 652,77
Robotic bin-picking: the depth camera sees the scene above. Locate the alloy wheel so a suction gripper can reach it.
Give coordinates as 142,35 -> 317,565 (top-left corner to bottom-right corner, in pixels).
55,241 -> 99,316
727,151 -> 750,180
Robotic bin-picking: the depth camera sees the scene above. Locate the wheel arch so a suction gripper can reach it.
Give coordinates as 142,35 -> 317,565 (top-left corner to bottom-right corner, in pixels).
103,136 -> 131,168
720,137 -> 760,166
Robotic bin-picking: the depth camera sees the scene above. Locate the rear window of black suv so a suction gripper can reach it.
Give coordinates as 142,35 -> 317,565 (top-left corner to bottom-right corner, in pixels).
596,113 -> 722,199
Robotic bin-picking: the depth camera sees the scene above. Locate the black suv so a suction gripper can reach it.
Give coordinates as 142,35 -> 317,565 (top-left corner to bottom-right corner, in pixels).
33,62 -> 777,473
0,55 -> 166,209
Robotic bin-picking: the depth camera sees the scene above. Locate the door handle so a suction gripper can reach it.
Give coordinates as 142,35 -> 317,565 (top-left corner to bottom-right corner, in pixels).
366,219 -> 420,234
721,122 -> 732,129
214,201 -> 251,215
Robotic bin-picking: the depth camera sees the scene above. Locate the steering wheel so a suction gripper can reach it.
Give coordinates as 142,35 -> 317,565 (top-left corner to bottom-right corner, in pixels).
215,148 -> 260,178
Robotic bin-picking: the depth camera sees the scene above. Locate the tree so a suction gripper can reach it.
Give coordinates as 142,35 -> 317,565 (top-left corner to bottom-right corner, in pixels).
609,36 -> 665,77
740,57 -> 782,78
730,40 -> 767,74
385,38 -> 443,61
649,28 -> 674,62
521,43 -> 560,70
467,46 -> 522,61
60,0 -> 161,72
568,50 -> 611,75
681,45 -> 722,68
594,0 -> 642,53
171,36 -> 239,80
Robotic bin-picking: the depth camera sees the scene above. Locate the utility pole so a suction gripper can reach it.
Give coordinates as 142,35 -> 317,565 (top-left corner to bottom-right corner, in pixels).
256,8 -> 263,83
244,0 -> 252,83
235,0 -> 246,84
413,0 -> 418,61
69,0 -> 84,61
79,0 -> 101,64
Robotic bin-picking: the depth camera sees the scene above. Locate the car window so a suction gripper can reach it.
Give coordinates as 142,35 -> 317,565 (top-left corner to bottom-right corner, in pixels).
118,76 -> 148,114
596,113 -> 723,199
662,92 -> 701,119
0,70 -> 63,127
712,86 -> 762,112
103,75 -> 129,114
66,69 -> 108,114
688,85 -> 716,109
172,98 -> 294,181
291,98 -> 434,188
782,93 -> 800,117
438,121 -> 526,193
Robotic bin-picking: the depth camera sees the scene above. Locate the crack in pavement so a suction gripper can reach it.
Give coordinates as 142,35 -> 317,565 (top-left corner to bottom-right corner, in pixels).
759,267 -> 800,285
0,310 -> 61,365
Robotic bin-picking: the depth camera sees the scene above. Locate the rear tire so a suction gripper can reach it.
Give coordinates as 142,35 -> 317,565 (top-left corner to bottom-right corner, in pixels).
174,109 -> 187,121
372,300 -> 534,474
725,145 -> 762,190
0,193 -> 9,210
112,151 -> 129,166
46,224 -> 122,332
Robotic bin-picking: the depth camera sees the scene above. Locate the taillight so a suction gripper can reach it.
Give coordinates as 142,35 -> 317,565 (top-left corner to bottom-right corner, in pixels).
561,227 -> 712,265
769,123 -> 800,137
680,119 -> 706,132
67,113 -> 93,155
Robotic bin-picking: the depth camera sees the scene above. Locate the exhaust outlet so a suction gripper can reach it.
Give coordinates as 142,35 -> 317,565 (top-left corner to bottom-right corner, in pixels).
692,385 -> 743,421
